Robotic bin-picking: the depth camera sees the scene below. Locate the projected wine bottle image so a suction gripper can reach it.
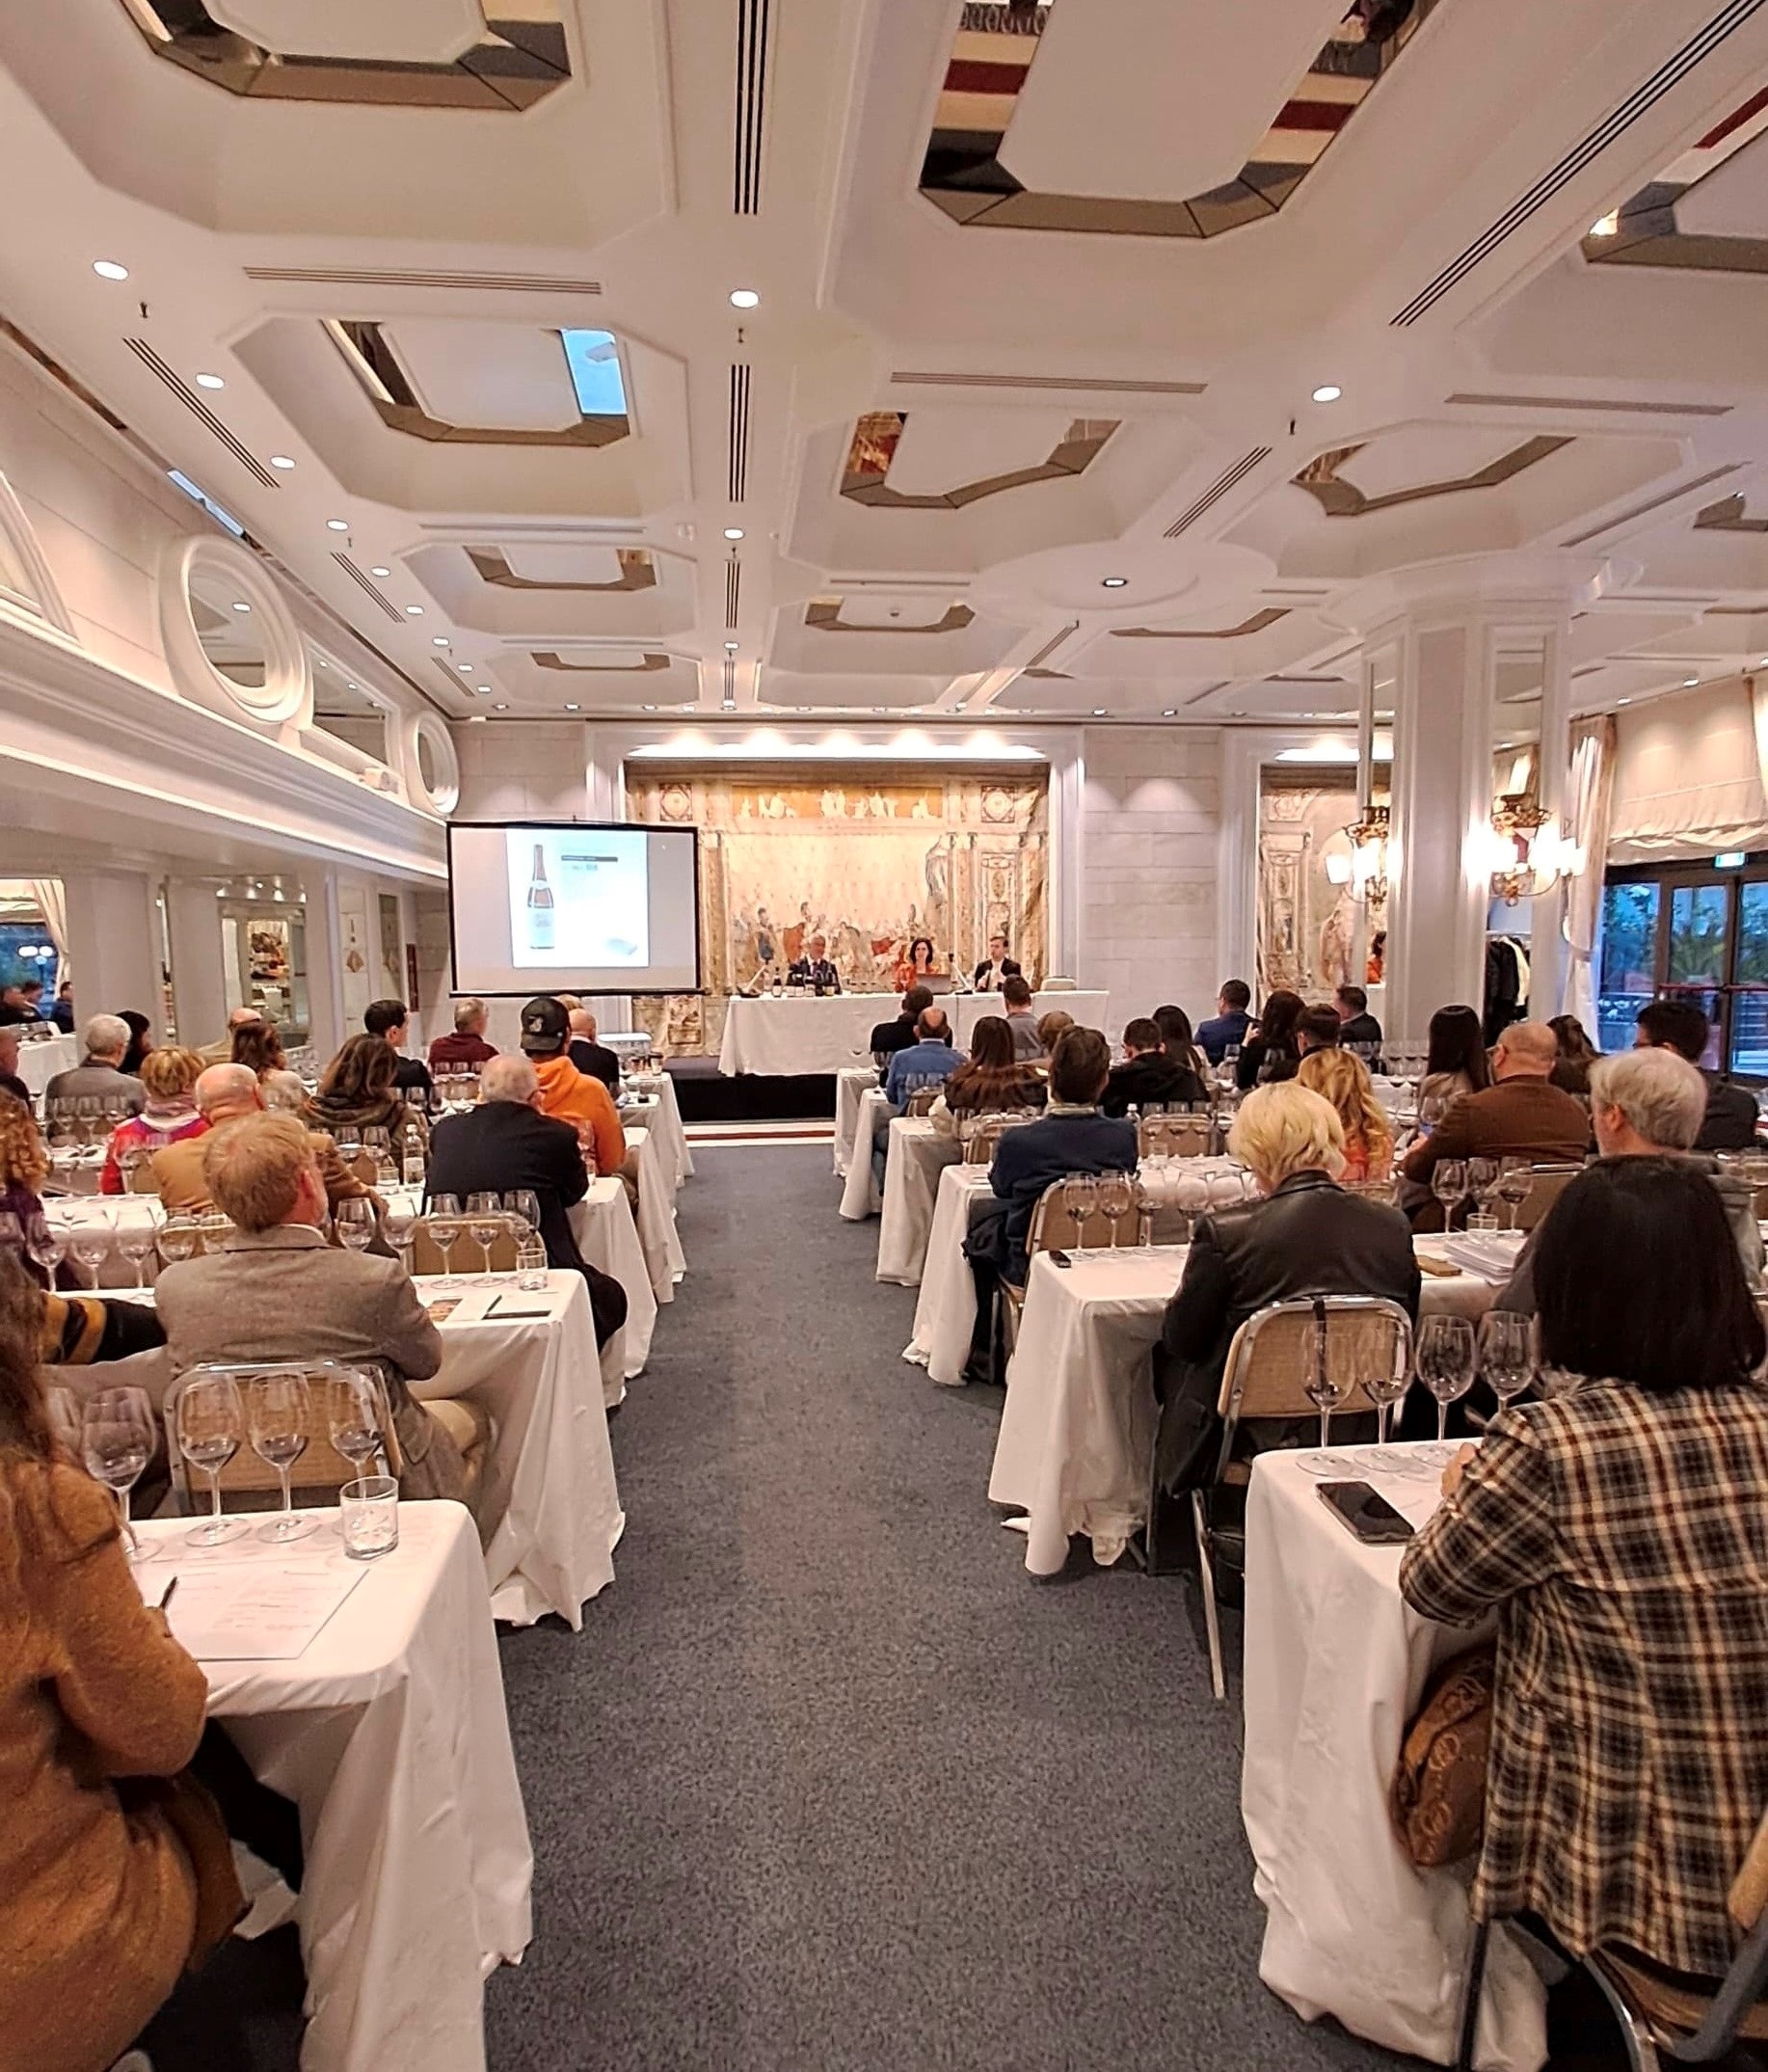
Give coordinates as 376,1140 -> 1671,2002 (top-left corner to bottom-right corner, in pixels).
525,843 -> 555,951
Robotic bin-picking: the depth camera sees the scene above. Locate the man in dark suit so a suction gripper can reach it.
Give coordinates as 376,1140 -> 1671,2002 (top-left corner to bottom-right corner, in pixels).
1400,1020 -> 1590,1227
870,985 -> 932,1062
787,933 -> 841,994
1195,981 -> 1253,1065
365,998 -> 434,1100
1635,998 -> 1759,1152
1334,983 -> 1383,1055
973,934 -> 1019,993
567,1009 -> 622,1094
1102,1017 -> 1205,1117
423,1053 -> 629,1349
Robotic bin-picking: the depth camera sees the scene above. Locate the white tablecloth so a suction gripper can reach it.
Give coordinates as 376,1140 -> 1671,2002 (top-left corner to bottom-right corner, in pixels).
625,1122 -> 686,1303
876,1117 -> 962,1284
905,1163 -> 1004,1384
411,1271 -> 625,1628
718,991 -> 1112,1076
989,1242 -> 1500,1576
1244,1448 -> 1545,2071
630,1071 -> 693,1187
833,1064 -> 879,1177
838,1089 -> 892,1220
137,1501 -> 532,2072
17,1031 -> 77,1096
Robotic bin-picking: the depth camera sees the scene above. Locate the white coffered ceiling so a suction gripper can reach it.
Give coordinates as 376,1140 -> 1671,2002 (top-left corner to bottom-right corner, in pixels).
3,0 -> 1768,733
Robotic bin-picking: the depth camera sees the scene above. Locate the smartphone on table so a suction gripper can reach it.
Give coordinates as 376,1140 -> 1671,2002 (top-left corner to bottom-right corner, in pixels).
1317,1480 -> 1414,1545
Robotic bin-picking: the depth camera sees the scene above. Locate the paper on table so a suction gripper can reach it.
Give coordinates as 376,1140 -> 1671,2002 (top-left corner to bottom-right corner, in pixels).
157,1553 -> 364,1660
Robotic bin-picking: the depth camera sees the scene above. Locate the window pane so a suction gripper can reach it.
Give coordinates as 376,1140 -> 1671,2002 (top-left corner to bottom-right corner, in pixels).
1597,881 -> 1659,1054
1667,884 -> 1729,985
1730,882 -> 1768,1076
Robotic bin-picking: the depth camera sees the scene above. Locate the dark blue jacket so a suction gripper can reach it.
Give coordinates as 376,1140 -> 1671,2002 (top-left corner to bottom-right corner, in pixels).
1195,1009 -> 1252,1064
982,1107 -> 1138,1280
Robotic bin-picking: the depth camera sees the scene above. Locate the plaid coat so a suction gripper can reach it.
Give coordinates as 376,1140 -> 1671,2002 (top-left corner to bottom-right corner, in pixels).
1400,1380 -> 1768,1976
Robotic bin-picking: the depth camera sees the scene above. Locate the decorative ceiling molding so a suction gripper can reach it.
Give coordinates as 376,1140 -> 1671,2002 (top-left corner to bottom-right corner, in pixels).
1293,434 -> 1573,516
841,412 -> 1117,509
805,598 -> 976,633
1111,608 -> 1291,638
467,547 -> 656,592
122,339 -> 281,489
117,0 -> 571,111
1445,390 -> 1732,417
326,321 -> 629,448
919,0 -> 1439,238
1559,462 -> 1745,547
1164,448 -> 1273,537
532,651 -> 674,673
1694,493 -> 1768,532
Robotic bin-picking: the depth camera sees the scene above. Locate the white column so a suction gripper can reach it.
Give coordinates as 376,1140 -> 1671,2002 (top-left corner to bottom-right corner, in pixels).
63,870 -> 162,1036
303,870 -> 346,1062
164,877 -> 228,1050
1526,619 -> 1572,1017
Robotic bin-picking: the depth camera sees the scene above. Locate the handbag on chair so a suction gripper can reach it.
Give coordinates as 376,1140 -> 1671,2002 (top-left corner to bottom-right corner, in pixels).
1390,1645 -> 1495,1868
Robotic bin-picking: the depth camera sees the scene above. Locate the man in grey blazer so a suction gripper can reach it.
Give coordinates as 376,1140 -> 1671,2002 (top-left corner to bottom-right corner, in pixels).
154,1110 -> 468,1501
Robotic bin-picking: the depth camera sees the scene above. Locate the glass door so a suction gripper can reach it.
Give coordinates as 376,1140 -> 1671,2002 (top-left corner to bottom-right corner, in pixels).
1600,855 -> 1768,1077
1665,880 -> 1729,1068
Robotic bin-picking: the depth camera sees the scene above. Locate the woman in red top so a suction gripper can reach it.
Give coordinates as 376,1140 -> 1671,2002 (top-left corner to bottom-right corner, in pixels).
99,1046 -> 206,1194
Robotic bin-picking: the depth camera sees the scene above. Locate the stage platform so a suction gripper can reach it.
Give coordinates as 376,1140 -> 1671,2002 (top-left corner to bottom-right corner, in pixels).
664,1058 -> 838,1124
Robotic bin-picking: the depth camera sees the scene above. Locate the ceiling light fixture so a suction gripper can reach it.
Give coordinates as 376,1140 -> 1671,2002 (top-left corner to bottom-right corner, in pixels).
1590,212 -> 1619,237
456,661 -> 473,672
369,565 -> 390,578
432,635 -> 450,647
469,715 -> 488,723
730,288 -> 760,309
1092,708 -> 1107,716
724,639 -> 739,651
195,372 -> 226,390
1684,677 -> 1700,686
230,601 -> 250,613
326,518 -> 350,531
1162,708 -> 1177,716
1101,576 -> 1127,589
405,605 -> 423,616
476,685 -> 493,694
723,526 -> 745,540
1617,698 -> 1631,706
1311,384 -> 1342,403
494,701 -> 509,710
269,454 -> 296,470
564,702 -> 580,712
93,259 -> 129,281
641,704 -> 656,712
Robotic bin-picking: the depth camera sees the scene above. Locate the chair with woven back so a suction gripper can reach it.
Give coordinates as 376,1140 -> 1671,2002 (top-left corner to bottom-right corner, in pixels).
961,1109 -> 1037,1164
166,1359 -> 402,1512
409,1212 -> 522,1278
903,1087 -> 941,1118
1161,1294 -> 1413,1700
1512,1162 -> 1584,1232
1138,1111 -> 1215,1161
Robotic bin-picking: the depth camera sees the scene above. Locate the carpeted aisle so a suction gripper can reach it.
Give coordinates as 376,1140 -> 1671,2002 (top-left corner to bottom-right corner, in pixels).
484,1144 -> 1406,2072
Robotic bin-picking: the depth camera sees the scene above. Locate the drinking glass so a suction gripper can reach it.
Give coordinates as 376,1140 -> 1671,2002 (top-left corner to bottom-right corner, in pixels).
1357,1318 -> 1412,1461
326,1367 -> 386,1480
383,1197 -> 418,1278
1431,1158 -> 1468,1227
334,1197 -> 377,1252
74,1095 -> 101,1152
249,1373 -> 317,1543
1415,1313 -> 1478,1443
1495,1158 -> 1533,1231
504,1190 -> 542,1238
156,1217 -> 200,1269
1095,1170 -> 1135,1248
176,1371 -> 248,1547
198,1212 -> 233,1254
427,1216 -> 463,1290
1133,1176 -> 1155,1251
1299,1314 -> 1352,1463
1466,1157 -> 1501,1220
339,1475 -> 400,1560
67,1223 -> 111,1288
517,1237 -> 549,1290
1416,1094 -> 1446,1136
1065,1174 -> 1100,1249
467,1193 -> 503,1282
1479,1310 -> 1536,1416
25,1216 -> 66,1285
80,1386 -> 156,1556
45,1385 -> 81,1459
113,1220 -> 158,1291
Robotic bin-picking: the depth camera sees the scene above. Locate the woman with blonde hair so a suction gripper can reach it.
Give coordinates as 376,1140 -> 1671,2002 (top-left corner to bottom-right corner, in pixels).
1297,1045 -> 1394,1182
99,1045 -> 206,1195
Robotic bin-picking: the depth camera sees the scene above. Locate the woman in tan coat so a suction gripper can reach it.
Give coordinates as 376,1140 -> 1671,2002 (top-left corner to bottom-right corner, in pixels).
0,1251 -> 220,2072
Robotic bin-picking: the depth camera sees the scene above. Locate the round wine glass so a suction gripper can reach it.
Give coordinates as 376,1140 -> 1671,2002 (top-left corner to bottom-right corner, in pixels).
249,1372 -> 317,1543
156,1217 -> 201,1272
1465,1157 -> 1501,1222
1495,1158 -> 1533,1231
1095,1170 -> 1136,1249
80,1386 -> 157,1558
1358,1318 -> 1413,1463
382,1197 -> 418,1278
1065,1174 -> 1100,1250
176,1370 -> 248,1547
466,1193 -> 503,1283
67,1223 -> 111,1289
1479,1310 -> 1536,1418
1298,1317 -> 1352,1470
326,1367 -> 386,1482
25,1216 -> 66,1286
427,1217 -> 463,1291
1431,1158 -> 1468,1229
113,1219 -> 158,1291
504,1190 -> 542,1240
1414,1313 -> 1478,1445
334,1197 -> 377,1253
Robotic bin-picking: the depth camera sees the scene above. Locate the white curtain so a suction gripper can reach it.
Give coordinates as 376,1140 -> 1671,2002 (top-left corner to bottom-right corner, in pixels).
28,876 -> 67,990
1563,716 -> 1616,1033
1607,677 -> 1768,859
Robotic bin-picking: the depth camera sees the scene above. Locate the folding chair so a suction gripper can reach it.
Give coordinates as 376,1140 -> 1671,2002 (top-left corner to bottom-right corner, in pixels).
904,1088 -> 940,1117
1165,1294 -> 1412,1699
167,1359 -> 402,1512
961,1110 -> 1036,1163
410,1213 -> 521,1278
1026,1174 -> 1143,1254
1513,1163 -> 1583,1232
1138,1111 -> 1216,1160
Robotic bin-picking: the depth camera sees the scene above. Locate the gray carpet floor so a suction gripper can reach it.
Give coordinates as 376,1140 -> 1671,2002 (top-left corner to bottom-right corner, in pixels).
482,1144 -> 1409,2072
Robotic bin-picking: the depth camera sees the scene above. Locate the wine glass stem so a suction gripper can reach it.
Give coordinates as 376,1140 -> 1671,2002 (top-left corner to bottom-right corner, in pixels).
207,1467 -> 223,1520
278,1464 -> 293,1522
1318,1409 -> 1330,1450
1377,1402 -> 1390,1445
1436,1401 -> 1448,1442
480,1243 -> 493,1282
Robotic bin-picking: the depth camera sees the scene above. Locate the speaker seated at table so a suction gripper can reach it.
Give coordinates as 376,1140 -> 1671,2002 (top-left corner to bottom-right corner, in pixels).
787,934 -> 842,994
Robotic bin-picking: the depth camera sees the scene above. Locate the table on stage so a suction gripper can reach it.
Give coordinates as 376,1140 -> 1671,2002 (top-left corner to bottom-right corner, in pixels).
1245,1447 -> 1545,2071
16,1031 -> 77,1097
988,1237 -> 1507,1577
137,1500 -> 532,2072
719,990 -> 1112,1076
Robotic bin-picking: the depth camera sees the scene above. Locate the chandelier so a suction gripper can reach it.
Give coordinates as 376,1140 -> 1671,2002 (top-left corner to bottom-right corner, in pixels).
1485,794 -> 1585,904
1325,804 -> 1390,903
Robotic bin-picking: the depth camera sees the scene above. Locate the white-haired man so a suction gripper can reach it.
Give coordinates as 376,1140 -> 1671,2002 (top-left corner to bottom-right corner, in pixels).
424,1052 -> 629,1349
427,996 -> 498,1072
43,1013 -> 146,1114
150,1062 -> 376,1224
1494,1046 -> 1764,1311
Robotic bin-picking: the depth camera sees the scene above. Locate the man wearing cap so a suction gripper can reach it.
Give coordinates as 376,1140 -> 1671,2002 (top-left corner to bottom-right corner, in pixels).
520,995 -> 632,1199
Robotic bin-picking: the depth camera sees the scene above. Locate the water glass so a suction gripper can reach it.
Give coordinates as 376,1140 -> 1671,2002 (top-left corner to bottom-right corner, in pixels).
249,1373 -> 317,1543
176,1370 -> 248,1547
1415,1313 -> 1478,1442
339,1475 -> 400,1560
1465,1210 -> 1500,1235
517,1238 -> 549,1290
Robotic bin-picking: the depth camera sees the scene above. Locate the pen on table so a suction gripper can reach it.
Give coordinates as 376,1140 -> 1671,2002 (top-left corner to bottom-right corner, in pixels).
156,1576 -> 178,1613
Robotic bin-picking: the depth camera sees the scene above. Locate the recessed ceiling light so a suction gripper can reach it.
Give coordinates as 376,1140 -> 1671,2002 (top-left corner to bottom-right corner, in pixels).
1311,384 -> 1343,403
723,526 -> 745,540
724,639 -> 739,651
269,454 -> 296,470
326,518 -> 349,531
431,635 -> 450,647
721,699 -> 737,710
93,259 -> 129,282
1684,677 -> 1700,686
494,701 -> 510,710
230,601 -> 251,613
730,288 -> 760,309
1101,576 -> 1128,589
564,702 -> 580,712
1092,708 -> 1107,716
476,685 -> 493,694
405,605 -> 423,616
469,715 -> 488,723
1617,697 -> 1631,706
369,565 -> 390,578
456,661 -> 473,672
346,682 -> 358,690
316,659 -> 328,668
1162,708 -> 1177,716
1590,212 -> 1619,237
641,704 -> 656,712
195,372 -> 226,390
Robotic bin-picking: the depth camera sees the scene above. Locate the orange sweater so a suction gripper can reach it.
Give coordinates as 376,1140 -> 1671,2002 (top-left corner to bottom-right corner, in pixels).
531,1055 -> 627,1178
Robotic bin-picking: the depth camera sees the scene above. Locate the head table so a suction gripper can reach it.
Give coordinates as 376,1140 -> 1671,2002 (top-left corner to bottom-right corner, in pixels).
717,989 -> 1111,1077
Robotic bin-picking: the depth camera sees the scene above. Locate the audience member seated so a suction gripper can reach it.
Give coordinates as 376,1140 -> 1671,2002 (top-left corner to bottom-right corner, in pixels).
1401,1021 -> 1590,1228
0,978 -> 43,1024
1547,1011 -> 1599,1097
0,1098 -> 49,1281
1035,1009 -> 1075,1055
1102,1017 -> 1206,1117
1295,1003 -> 1343,1058
519,997 -> 630,1194
0,1252 -> 235,2072
305,1032 -> 415,1158
1235,990 -> 1305,1090
883,1009 -> 960,1114
1400,1158 -> 1768,1989
117,1010 -> 153,1077
935,1014 -> 1045,1136
1493,1048 -> 1763,1313
1154,1082 -> 1420,1493
365,998 -> 433,1099
1418,1002 -> 1491,1113
158,1064 -> 374,1227
974,933 -> 1014,993
0,1028 -> 28,1108
868,986 -> 931,1069
1001,974 -> 1043,1062
197,1005 -> 262,1066
1635,997 -> 1758,1151
49,981 -> 73,1035
100,1046 -> 206,1194
44,1015 -> 147,1116
227,1019 -> 303,1111
428,996 -> 498,1072
567,1009 -> 622,1094
1334,984 -> 1383,1054
1153,1004 -> 1210,1084
424,1055 -> 628,1351
789,933 -> 843,994
155,1112 -> 467,1499
1196,980 -> 1253,1065
1297,1046 -> 1394,1181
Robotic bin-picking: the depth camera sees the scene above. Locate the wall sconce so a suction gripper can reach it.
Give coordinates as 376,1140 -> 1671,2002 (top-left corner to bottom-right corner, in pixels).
1485,794 -> 1585,904
1325,805 -> 1390,902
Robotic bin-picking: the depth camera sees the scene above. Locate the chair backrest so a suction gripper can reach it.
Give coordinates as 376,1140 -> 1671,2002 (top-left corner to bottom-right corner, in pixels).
1026,1174 -> 1141,1253
962,1110 -> 1035,1163
1138,1112 -> 1215,1159
410,1213 -> 521,1277
1513,1163 -> 1583,1232
1215,1295 -> 1413,1456
167,1359 -> 398,1506
904,1088 -> 939,1117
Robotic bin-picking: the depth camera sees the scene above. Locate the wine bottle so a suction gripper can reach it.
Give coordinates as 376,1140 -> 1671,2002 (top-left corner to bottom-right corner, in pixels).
526,843 -> 554,951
